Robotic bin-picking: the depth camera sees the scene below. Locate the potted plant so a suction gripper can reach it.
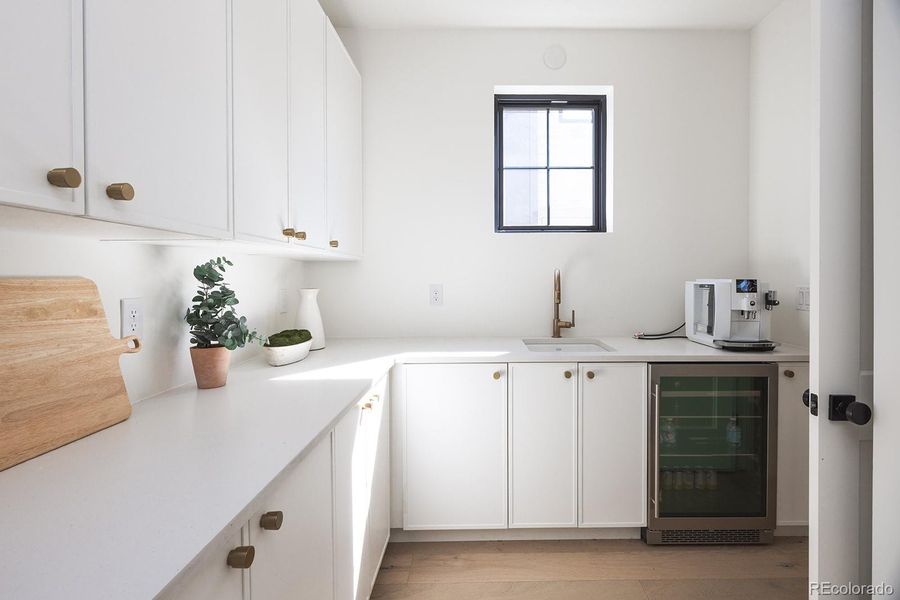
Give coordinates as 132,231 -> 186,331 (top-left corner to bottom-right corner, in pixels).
264,329 -> 313,367
184,257 -> 264,389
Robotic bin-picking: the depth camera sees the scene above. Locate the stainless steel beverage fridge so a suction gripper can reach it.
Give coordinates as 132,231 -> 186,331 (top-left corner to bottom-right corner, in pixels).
643,363 -> 778,545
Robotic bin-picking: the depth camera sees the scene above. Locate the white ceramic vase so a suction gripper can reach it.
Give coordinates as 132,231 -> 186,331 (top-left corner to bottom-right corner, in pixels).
297,288 -> 326,350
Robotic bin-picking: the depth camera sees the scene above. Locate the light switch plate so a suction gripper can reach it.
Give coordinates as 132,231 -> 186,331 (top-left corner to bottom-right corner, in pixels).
120,298 -> 144,339
796,286 -> 810,311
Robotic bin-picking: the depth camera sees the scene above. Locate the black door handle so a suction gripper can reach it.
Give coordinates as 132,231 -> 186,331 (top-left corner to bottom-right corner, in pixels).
803,389 -> 818,416
828,394 -> 872,425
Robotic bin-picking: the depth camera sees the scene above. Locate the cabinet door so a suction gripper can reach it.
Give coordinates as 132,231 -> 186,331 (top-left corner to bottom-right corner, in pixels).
404,364 -> 508,529
333,399 -> 369,600
0,0 -> 84,214
233,0 -> 290,243
776,363 -> 809,526
360,379 -> 390,599
83,0 -> 229,236
250,433 -> 334,600
325,22 -> 363,256
158,526 -> 245,600
509,363 -> 577,528
288,0 -> 327,249
579,363 -> 647,527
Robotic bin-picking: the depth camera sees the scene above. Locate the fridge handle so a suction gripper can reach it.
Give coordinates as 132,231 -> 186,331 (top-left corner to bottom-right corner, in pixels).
651,383 -> 660,518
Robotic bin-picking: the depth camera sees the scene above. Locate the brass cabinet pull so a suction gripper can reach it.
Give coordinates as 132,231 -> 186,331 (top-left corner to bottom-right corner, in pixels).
784,369 -> 795,378
329,240 -> 339,248
294,231 -> 307,240
260,511 -> 284,531
227,546 -> 255,569
586,371 -> 595,380
492,371 -> 502,380
361,401 -> 374,410
564,370 -> 573,379
282,228 -> 296,237
46,167 -> 82,189
106,182 -> 135,201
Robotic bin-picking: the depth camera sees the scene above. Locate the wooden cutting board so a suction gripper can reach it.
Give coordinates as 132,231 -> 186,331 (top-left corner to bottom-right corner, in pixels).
0,277 -> 140,471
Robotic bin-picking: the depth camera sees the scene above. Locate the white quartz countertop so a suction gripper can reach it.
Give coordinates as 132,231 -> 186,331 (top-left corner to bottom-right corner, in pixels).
0,337 -> 807,599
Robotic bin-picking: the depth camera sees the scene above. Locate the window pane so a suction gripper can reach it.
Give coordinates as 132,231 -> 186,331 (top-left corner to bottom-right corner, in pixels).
548,109 -> 593,167
503,169 -> 548,226
549,169 -> 593,226
502,109 -> 547,167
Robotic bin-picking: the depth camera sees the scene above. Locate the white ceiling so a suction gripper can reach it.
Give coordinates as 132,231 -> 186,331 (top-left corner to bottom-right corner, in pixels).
319,0 -> 784,30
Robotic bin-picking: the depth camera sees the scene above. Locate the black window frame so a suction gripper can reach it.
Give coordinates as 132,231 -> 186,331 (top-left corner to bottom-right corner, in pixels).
494,94 -> 607,233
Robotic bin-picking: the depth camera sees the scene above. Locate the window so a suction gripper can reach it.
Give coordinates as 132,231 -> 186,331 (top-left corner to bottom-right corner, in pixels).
494,94 -> 607,232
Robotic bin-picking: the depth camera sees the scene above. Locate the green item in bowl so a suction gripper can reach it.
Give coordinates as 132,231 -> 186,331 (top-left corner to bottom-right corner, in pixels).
265,329 -> 312,347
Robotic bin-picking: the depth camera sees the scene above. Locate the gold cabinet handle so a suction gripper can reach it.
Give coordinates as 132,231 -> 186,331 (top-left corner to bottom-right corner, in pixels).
46,167 -> 82,189
361,401 -> 374,410
106,182 -> 135,201
227,546 -> 255,569
564,370 -> 573,379
492,371 -> 502,380
260,511 -> 284,531
586,371 -> 595,380
784,369 -> 795,378
329,240 -> 339,248
294,231 -> 307,241
282,228 -> 296,237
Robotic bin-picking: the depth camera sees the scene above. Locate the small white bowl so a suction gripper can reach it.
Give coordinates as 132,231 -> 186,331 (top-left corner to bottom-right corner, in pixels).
263,339 -> 312,367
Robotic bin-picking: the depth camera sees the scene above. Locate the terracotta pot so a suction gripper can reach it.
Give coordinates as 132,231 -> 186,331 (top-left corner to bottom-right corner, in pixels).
190,346 -> 232,389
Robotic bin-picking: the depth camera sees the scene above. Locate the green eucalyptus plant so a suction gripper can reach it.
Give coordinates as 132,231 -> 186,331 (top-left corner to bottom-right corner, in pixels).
184,257 -> 265,350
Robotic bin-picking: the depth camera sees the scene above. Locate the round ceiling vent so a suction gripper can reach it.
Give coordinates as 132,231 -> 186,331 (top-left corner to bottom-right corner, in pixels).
543,44 -> 567,70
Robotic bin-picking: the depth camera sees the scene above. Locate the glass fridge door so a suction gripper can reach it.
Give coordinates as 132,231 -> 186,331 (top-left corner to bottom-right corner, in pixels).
654,368 -> 772,519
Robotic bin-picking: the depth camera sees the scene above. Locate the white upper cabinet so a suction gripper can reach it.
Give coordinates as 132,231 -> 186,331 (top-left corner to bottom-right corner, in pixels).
0,0 -> 84,214
404,364 -> 508,530
233,0 -> 290,244
509,363 -> 578,528
288,0 -> 328,249
579,363 -> 647,527
325,22 -> 363,257
83,0 -> 229,236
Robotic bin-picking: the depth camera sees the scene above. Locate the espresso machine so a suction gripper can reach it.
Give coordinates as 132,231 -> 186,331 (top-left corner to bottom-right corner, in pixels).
685,279 -> 780,351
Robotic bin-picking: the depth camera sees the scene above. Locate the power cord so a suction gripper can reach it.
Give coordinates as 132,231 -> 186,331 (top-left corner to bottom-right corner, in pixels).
633,322 -> 687,340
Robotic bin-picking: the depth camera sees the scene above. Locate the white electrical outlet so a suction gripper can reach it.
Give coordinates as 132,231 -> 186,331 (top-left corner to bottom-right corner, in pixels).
278,288 -> 288,314
120,298 -> 144,339
429,284 -> 443,306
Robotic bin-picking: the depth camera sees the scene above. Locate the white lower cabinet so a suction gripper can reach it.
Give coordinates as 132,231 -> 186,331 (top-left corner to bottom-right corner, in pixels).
404,364 -> 508,530
776,362 -> 810,526
579,363 -> 647,527
249,433 -> 334,599
334,377 -> 390,600
161,380 -> 389,600
158,526 -> 247,600
509,363 -> 578,528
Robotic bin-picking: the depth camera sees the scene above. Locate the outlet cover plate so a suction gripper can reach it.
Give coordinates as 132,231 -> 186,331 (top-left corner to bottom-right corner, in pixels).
429,284 -> 443,306
120,298 -> 144,339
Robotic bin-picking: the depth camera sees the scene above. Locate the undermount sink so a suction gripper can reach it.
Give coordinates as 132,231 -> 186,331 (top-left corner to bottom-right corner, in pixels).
522,338 -> 615,353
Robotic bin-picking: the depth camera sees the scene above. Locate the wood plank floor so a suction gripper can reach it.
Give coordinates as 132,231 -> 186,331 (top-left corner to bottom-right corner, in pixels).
372,538 -> 808,599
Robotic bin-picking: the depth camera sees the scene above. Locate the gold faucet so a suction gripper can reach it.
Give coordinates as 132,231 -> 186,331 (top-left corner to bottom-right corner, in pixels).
552,268 -> 575,338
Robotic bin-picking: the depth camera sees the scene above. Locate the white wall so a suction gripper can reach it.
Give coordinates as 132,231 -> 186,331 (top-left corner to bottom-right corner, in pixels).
748,0 -> 811,347
0,207 -> 305,403
308,28 -> 751,338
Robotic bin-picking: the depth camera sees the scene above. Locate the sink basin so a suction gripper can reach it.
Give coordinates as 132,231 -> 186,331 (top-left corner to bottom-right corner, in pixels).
522,338 -> 615,353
